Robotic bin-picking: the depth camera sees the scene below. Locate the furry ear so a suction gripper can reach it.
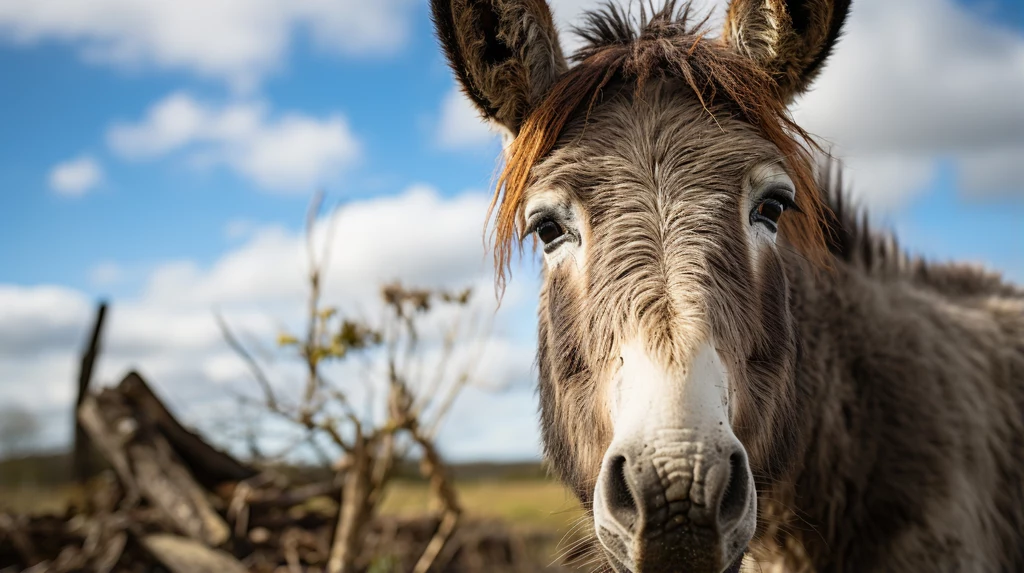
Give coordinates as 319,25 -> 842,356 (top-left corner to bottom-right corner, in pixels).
430,0 -> 568,136
722,0 -> 851,102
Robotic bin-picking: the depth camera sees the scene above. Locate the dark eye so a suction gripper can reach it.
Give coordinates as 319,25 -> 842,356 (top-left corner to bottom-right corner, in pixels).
751,197 -> 789,230
758,199 -> 784,223
536,220 -> 565,244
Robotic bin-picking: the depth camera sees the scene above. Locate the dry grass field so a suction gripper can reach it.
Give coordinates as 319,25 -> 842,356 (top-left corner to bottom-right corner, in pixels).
0,484 -> 87,515
378,477 -> 594,569
381,478 -> 586,532
0,477 -> 587,534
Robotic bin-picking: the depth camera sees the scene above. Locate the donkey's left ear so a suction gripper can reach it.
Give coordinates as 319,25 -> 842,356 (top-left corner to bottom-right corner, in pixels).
722,0 -> 851,102
430,0 -> 568,136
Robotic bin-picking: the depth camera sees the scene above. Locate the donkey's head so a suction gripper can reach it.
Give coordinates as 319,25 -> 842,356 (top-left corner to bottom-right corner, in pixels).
432,1 -> 849,571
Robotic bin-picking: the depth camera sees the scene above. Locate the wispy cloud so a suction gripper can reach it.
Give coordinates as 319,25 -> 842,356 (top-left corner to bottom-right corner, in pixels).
0,0 -> 416,90
88,261 -> 125,288
107,92 -> 360,193
436,88 -> 501,150
48,155 -> 102,196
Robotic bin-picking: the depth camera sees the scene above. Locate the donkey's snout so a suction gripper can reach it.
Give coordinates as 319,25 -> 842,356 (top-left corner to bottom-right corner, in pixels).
595,437 -> 755,573
594,340 -> 755,571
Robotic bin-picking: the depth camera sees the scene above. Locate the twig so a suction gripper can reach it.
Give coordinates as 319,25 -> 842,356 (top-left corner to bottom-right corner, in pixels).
282,528 -> 303,573
424,308 -> 495,438
327,438 -> 372,573
410,427 -> 462,573
414,509 -> 459,573
424,373 -> 471,440
301,190 -> 326,420
217,313 -> 279,411
412,320 -> 460,417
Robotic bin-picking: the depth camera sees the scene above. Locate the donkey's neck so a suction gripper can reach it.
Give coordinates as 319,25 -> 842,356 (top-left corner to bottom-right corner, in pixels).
766,252 -> 1024,571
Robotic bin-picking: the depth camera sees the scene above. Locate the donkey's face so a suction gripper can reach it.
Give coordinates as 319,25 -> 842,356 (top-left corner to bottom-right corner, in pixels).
529,86 -> 800,572
431,1 -> 848,571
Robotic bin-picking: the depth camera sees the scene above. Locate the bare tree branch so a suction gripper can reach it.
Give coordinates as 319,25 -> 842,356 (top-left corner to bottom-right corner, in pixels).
216,313 -> 279,412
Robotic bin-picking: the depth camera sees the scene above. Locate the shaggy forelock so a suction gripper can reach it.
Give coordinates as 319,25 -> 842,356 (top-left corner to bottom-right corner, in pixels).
571,0 -> 713,62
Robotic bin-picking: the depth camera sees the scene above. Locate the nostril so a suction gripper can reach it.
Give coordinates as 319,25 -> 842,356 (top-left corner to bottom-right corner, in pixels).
718,451 -> 749,530
605,455 -> 639,530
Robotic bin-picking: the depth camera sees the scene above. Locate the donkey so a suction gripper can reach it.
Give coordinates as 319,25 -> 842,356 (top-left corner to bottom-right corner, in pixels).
430,0 -> 1024,571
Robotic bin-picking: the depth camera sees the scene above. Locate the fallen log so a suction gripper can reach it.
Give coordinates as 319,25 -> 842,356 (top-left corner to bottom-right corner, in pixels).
77,394 -> 140,504
78,388 -> 230,546
117,372 -> 256,487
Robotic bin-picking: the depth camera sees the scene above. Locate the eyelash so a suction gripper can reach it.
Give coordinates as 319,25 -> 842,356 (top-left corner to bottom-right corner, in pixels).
762,190 -> 799,213
525,212 -> 562,237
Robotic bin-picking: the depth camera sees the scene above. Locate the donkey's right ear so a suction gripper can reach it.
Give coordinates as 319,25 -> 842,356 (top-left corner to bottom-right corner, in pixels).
431,0 -> 568,136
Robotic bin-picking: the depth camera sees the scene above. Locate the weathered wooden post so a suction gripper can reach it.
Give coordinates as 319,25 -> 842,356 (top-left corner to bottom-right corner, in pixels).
73,301 -> 107,483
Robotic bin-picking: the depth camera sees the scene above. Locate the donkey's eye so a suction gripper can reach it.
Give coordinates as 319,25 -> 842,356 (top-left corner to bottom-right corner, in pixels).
758,199 -> 784,223
751,196 -> 792,231
536,220 -> 565,245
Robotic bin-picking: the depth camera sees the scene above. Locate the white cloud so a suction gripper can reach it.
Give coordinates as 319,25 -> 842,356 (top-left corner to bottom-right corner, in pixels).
48,155 -> 103,196
108,92 -> 360,193
0,285 -> 92,358
0,0 -> 415,89
793,0 -> 1024,154
0,187 -> 541,460
827,154 -> 938,213
436,88 -> 501,150
791,0 -> 1024,209
438,385 -> 542,461
956,145 -> 1024,198
89,261 -> 125,288
140,186 -> 507,312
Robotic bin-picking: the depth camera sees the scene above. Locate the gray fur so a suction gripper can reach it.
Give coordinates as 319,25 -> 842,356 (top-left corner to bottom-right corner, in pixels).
430,0 -> 1024,570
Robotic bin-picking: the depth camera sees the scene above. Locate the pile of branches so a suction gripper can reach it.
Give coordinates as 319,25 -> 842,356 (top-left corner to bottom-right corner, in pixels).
0,371 -> 566,573
1,196 -> 586,572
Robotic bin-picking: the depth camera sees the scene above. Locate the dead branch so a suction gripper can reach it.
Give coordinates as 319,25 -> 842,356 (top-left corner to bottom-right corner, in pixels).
74,301 -> 107,483
216,313 -> 279,411
410,425 -> 463,573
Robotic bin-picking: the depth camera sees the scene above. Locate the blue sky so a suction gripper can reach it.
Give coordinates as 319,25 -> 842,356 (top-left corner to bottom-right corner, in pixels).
0,1 -> 500,291
0,0 -> 1021,461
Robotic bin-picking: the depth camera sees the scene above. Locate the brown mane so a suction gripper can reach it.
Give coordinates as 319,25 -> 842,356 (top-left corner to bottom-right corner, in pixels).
818,161 -> 1024,299
489,1 -> 830,290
